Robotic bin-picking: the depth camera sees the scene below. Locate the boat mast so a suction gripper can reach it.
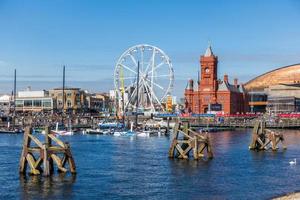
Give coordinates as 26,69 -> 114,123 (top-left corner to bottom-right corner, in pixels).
120,63 -> 125,125
62,65 -> 65,113
135,61 -> 140,127
61,65 -> 65,125
13,69 -> 16,128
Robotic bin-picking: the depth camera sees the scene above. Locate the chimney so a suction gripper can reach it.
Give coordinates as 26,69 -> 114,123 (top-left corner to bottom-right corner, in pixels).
224,74 -> 228,83
234,78 -> 238,87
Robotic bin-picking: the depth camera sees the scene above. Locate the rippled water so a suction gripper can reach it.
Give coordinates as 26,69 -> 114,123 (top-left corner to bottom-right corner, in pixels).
1,129 -> 300,199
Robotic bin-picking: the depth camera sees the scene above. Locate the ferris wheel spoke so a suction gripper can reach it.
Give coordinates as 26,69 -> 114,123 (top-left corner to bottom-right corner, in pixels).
141,48 -> 144,72
147,62 -> 164,75
124,81 -> 136,91
143,80 -> 162,106
144,78 -> 164,90
144,49 -> 156,75
120,64 -> 137,75
125,79 -> 143,108
151,74 -> 171,78
142,79 -> 155,111
129,54 -> 138,67
125,87 -> 137,108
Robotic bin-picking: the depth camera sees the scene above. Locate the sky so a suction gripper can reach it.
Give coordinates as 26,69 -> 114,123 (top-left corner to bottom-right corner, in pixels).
0,0 -> 300,98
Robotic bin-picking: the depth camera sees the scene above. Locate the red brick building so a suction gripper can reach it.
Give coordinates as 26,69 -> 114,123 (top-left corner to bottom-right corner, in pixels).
184,46 -> 248,114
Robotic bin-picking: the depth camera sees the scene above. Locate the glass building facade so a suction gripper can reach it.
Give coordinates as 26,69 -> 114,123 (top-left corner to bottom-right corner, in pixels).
15,98 -> 54,112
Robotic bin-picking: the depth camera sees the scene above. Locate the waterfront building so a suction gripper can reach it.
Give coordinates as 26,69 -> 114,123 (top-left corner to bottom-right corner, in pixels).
267,96 -> 300,113
49,87 -> 88,112
15,88 -> 54,112
85,92 -> 110,112
244,64 -> 300,112
0,94 -> 12,114
265,83 -> 300,113
184,45 -> 248,114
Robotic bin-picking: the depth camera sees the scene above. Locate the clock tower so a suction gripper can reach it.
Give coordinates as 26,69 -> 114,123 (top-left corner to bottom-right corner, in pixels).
198,45 -> 218,111
199,45 -> 218,93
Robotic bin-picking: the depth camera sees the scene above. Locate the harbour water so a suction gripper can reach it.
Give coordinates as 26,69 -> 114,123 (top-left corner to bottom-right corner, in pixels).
1,129 -> 300,199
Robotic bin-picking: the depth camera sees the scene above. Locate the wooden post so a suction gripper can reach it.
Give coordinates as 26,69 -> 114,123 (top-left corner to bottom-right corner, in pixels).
193,136 -> 198,159
43,144 -> 50,176
19,125 -> 76,176
166,117 -> 170,135
169,121 -> 213,160
168,122 -> 179,158
45,126 -> 54,173
249,120 -> 286,151
19,127 -> 30,174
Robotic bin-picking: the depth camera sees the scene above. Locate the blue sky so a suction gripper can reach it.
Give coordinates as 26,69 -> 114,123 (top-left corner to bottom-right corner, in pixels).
0,0 -> 300,97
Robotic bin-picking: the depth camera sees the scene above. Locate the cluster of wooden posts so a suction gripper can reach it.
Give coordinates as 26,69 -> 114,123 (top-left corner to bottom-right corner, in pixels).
18,119 -> 287,177
249,120 -> 286,151
169,119 -> 287,161
19,126 -> 76,176
168,121 -> 213,159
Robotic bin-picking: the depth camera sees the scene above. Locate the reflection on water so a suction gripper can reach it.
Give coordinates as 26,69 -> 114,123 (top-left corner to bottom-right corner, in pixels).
19,174 -> 76,199
1,130 -> 300,199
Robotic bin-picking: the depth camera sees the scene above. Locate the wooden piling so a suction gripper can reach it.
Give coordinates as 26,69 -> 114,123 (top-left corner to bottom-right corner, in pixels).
169,121 -> 213,160
19,125 -> 76,176
249,120 -> 286,151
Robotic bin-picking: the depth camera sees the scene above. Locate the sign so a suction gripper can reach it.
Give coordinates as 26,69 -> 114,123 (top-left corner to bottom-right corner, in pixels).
155,113 -> 178,118
191,113 -> 215,117
210,103 -> 222,111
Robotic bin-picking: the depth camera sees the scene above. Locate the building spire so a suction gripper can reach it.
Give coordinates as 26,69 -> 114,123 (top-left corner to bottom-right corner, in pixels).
204,43 -> 213,57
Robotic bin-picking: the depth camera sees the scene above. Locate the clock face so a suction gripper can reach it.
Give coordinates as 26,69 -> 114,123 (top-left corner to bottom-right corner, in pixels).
205,68 -> 210,73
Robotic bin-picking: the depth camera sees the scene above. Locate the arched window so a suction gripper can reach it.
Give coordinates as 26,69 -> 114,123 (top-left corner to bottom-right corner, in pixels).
58,100 -> 63,107
67,100 -> 72,108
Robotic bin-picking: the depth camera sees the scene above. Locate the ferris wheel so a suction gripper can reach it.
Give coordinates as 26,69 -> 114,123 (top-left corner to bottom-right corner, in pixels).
114,44 -> 174,113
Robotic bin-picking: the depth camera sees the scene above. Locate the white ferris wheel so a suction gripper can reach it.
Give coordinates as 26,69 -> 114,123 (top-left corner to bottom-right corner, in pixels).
114,44 -> 174,113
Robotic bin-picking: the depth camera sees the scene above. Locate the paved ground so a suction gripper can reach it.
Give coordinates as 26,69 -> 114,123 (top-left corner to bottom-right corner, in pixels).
274,192 -> 300,200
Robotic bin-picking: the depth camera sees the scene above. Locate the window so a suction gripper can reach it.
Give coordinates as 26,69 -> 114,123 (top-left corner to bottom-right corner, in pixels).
33,100 -> 42,107
67,100 -> 72,108
15,100 -> 23,107
43,99 -> 52,108
203,95 -> 210,103
67,92 -> 72,97
24,100 -> 32,107
58,100 -> 63,106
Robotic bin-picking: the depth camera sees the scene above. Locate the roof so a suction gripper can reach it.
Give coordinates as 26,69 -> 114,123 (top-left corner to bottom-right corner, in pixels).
204,45 -> 214,57
52,87 -> 81,90
0,95 -> 11,102
244,63 -> 300,91
218,81 -> 244,93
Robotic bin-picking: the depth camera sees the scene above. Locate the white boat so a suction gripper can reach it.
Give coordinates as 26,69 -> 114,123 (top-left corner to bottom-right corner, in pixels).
86,128 -> 103,134
52,122 -> 73,136
113,130 -> 136,137
99,122 -> 124,129
53,130 -> 73,136
136,131 -> 151,137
